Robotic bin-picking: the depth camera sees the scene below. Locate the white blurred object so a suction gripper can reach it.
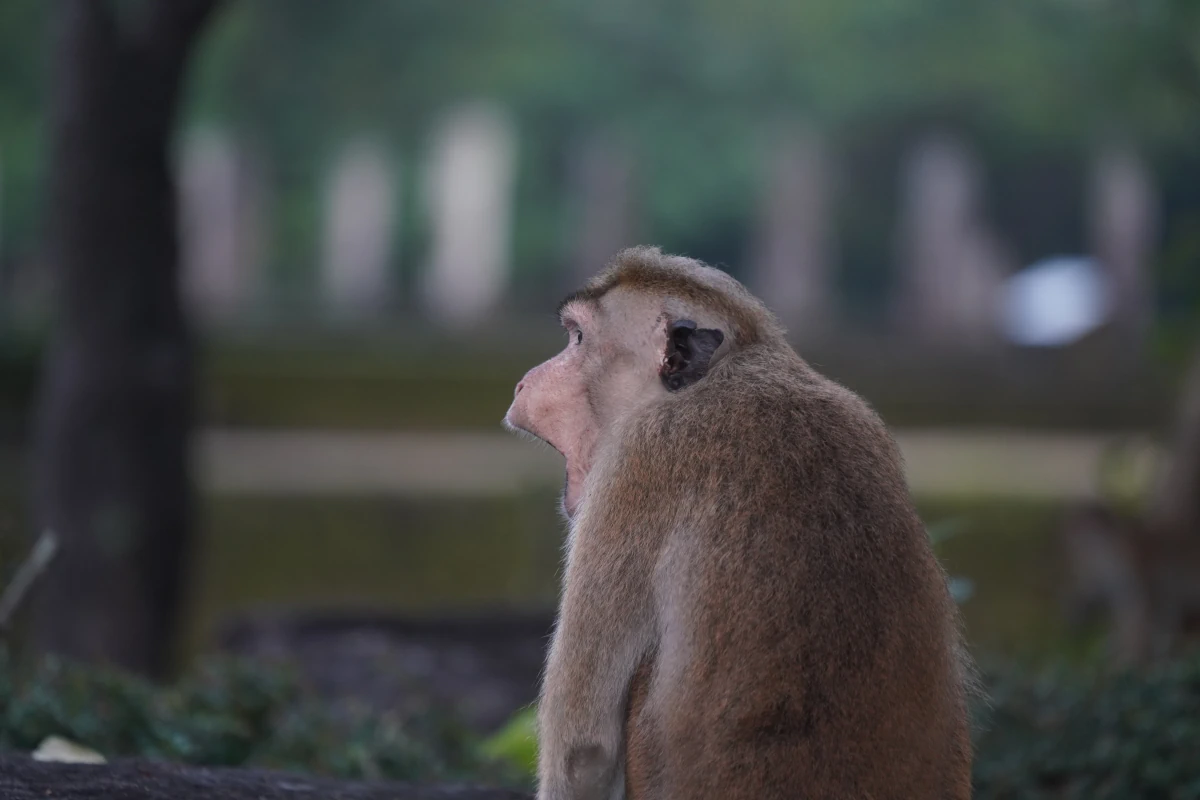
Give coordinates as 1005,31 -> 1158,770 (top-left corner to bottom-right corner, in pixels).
322,137 -> 398,315
894,133 -> 1009,348
32,736 -> 106,764
999,256 -> 1111,347
422,102 -> 517,329
179,127 -> 244,320
750,123 -> 835,335
1089,146 -> 1157,339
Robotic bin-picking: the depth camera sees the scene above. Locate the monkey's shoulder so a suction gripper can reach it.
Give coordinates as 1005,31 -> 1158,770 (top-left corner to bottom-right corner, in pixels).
700,360 -> 894,448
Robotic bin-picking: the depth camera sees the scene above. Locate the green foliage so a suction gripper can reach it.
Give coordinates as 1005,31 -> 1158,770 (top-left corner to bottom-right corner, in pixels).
190,0 -> 1200,284
479,706 -> 538,778
5,0 -> 1200,309
972,657 -> 1200,799
0,1 -> 50,260
4,642 -> 1200,796
1155,209 -> 1200,366
0,646 -> 518,785
479,656 -> 1200,797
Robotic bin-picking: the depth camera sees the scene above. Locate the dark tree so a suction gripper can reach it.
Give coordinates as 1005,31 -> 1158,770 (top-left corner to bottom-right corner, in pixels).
30,0 -> 222,678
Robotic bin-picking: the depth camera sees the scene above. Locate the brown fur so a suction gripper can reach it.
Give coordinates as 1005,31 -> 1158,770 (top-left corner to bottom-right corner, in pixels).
506,246 -> 974,800
623,657 -> 655,798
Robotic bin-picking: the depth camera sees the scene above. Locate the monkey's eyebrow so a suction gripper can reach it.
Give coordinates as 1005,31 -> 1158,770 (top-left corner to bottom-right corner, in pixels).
557,292 -> 598,328
555,290 -> 589,318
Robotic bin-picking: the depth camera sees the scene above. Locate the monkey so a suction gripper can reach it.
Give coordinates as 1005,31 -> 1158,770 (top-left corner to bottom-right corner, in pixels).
1059,499 -> 1200,665
1057,435 -> 1200,666
622,654 -> 655,799
504,246 -> 974,800
1135,521 -> 1200,661
1057,500 -> 1154,662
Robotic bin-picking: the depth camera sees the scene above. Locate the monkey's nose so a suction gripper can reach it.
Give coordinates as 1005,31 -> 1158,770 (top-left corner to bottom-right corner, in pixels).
515,381 -> 525,396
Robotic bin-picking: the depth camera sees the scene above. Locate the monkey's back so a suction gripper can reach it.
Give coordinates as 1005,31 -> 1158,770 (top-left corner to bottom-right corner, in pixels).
622,347 -> 972,799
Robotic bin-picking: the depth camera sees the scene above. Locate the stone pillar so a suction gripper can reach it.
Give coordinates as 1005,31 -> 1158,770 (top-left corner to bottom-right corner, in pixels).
748,125 -> 835,336
179,127 -> 259,322
567,131 -> 636,285
894,132 -> 1008,348
421,102 -> 517,329
1088,145 -> 1158,344
321,137 -> 398,317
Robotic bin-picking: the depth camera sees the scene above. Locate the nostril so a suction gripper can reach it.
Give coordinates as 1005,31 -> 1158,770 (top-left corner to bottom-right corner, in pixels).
515,381 -> 525,396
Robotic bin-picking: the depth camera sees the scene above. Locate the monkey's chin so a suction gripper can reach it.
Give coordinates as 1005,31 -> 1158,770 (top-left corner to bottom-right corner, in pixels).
559,486 -> 579,522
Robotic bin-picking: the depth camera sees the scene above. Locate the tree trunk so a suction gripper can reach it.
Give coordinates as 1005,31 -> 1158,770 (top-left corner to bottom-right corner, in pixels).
30,0 -> 221,678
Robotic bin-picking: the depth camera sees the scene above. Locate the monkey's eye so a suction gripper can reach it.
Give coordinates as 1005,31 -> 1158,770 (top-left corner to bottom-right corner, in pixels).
575,330 -> 583,346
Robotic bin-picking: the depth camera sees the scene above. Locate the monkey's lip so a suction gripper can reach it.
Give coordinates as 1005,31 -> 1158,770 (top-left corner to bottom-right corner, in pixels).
503,414 -> 565,458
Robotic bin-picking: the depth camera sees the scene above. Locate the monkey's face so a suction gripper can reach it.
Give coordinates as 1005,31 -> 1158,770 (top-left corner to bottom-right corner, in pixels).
505,287 -> 727,518
504,290 -> 669,518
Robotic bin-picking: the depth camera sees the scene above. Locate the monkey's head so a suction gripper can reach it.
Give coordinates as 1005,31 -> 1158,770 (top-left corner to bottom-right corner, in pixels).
504,246 -> 782,518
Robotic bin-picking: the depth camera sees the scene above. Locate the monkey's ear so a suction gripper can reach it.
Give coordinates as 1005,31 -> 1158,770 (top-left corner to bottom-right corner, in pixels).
661,319 -> 725,392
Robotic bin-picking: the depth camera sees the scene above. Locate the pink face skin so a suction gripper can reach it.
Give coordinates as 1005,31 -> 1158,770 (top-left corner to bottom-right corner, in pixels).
503,292 -> 666,519
504,303 -> 600,519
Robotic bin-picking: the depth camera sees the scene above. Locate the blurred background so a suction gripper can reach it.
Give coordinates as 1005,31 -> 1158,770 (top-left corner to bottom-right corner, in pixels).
1,0 -> 1200,757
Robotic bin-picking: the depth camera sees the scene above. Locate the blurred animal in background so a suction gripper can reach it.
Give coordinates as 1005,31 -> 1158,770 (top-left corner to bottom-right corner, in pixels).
1058,492 -> 1200,665
1058,351 -> 1200,665
1058,491 -> 1157,663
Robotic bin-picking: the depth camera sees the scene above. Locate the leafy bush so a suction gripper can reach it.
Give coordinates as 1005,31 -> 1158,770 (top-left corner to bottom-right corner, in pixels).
972,657 -> 1200,799
481,657 -> 1200,799
0,646 -> 523,787
479,706 -> 537,778
4,643 -> 1200,797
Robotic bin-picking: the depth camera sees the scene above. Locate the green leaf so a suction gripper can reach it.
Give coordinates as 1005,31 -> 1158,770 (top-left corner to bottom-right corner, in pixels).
478,705 -> 538,777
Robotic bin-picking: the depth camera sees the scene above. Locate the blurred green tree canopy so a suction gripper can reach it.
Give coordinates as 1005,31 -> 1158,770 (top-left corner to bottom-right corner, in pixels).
1,0 -> 1198,322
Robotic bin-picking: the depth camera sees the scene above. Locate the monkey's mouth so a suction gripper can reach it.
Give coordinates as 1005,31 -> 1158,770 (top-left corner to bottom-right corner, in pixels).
503,412 -> 576,517
503,414 -> 565,458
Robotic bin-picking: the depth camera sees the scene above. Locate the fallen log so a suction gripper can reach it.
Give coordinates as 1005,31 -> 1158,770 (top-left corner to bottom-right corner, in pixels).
0,754 -> 531,800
